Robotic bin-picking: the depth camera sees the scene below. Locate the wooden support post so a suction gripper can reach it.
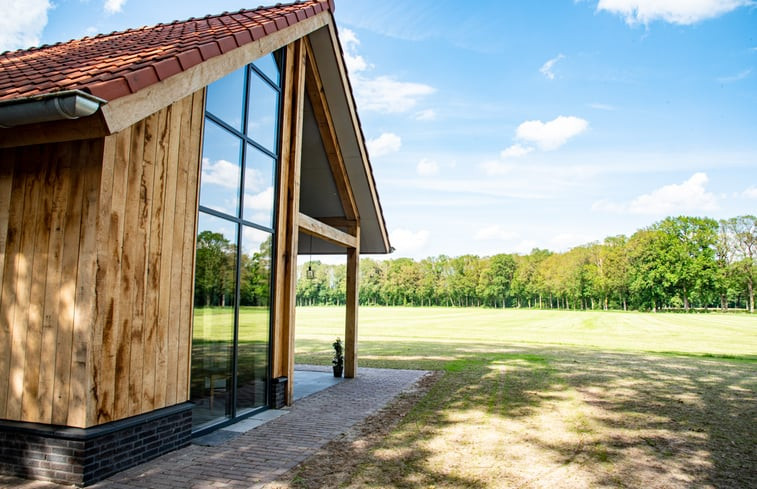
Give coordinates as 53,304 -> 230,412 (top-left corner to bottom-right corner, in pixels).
344,226 -> 360,378
272,39 -> 306,406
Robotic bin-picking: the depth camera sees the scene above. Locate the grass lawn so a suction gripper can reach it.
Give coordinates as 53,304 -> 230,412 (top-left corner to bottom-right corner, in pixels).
288,307 -> 756,489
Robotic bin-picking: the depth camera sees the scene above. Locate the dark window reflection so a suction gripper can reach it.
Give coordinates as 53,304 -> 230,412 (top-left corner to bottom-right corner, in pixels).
243,144 -> 276,228
247,72 -> 279,153
193,50 -> 282,431
191,215 -> 237,428
253,53 -> 280,85
206,66 -> 245,132
200,120 -> 242,217
236,229 -> 272,413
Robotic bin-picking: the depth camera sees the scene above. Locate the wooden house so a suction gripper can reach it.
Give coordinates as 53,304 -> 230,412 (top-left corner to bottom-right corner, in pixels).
0,0 -> 390,484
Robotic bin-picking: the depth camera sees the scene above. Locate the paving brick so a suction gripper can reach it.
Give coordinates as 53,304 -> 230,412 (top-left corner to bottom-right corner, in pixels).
0,367 -> 428,489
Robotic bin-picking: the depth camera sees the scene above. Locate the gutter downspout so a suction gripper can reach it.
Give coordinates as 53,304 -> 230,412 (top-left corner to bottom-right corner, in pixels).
0,90 -> 105,128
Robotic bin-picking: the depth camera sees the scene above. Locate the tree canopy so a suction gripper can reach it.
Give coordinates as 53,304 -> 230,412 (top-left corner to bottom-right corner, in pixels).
296,215 -> 756,312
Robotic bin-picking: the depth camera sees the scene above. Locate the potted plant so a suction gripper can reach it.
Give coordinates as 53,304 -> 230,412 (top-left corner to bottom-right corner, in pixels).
332,338 -> 344,377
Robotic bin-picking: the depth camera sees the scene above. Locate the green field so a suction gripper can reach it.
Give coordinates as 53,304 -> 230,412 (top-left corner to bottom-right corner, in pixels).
285,307 -> 756,489
294,307 -> 757,368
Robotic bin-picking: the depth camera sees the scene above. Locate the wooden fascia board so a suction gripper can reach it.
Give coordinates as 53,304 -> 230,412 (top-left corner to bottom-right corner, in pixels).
318,22 -> 391,252
298,212 -> 357,249
100,12 -> 331,135
303,38 -> 359,221
0,112 -> 109,148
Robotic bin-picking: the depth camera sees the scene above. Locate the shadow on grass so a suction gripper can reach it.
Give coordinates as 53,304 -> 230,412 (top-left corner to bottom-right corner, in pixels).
297,339 -> 756,488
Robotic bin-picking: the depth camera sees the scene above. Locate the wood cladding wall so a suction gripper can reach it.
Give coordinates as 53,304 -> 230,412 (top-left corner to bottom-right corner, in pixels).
0,91 -> 204,428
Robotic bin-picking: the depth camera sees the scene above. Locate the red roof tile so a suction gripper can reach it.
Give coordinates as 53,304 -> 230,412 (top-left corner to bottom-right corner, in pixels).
0,0 -> 333,103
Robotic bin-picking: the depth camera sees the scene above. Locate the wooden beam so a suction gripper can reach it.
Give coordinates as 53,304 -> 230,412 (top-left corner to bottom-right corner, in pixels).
272,39 -> 306,406
298,212 -> 357,249
344,224 -> 360,378
303,39 -> 359,221
317,216 -> 357,234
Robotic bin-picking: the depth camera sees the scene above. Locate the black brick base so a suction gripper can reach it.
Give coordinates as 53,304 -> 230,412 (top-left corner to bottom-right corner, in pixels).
0,402 -> 192,486
270,376 -> 288,408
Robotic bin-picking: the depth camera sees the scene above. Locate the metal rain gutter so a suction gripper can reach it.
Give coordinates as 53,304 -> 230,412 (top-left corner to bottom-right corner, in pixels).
0,90 -> 106,128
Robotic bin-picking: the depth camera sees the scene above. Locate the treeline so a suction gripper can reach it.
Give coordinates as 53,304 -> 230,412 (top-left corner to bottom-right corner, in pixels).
297,215 -> 756,312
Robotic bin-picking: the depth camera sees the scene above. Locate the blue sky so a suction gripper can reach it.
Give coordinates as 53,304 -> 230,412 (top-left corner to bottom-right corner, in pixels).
3,0 -> 756,259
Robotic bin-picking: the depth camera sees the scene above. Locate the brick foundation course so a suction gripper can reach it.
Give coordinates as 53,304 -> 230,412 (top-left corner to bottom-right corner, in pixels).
0,403 -> 192,486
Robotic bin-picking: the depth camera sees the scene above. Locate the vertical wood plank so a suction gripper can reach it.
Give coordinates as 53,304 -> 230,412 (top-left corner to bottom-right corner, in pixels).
177,90 -> 204,402
96,128 -> 131,423
0,151 -> 16,417
22,145 -> 53,421
114,120 -> 145,420
0,152 -> 14,319
7,148 -> 42,420
156,102 -> 181,407
51,144 -> 86,426
38,146 -> 72,424
68,139 -> 102,428
91,133 -> 117,425
154,103 -> 177,409
142,108 -> 167,413
166,95 -> 191,405
127,113 -> 155,416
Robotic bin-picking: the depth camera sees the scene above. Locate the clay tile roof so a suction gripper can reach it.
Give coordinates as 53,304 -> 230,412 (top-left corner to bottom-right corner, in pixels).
0,0 -> 335,103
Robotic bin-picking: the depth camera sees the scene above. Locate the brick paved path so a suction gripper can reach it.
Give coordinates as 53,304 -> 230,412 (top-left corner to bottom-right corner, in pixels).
1,367 -> 429,489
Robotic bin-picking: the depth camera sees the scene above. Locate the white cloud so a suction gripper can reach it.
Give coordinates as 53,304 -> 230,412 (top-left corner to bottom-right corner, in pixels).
593,172 -> 719,215
741,186 -> 757,199
540,54 -> 565,80
416,158 -> 439,176
513,240 -> 538,255
500,144 -> 534,159
717,69 -> 752,83
589,103 -> 616,111
344,30 -> 434,113
550,233 -> 596,251
354,75 -> 435,113
367,132 -> 402,158
0,0 -> 51,51
479,160 -> 515,176
474,225 -> 518,242
415,109 -> 437,121
245,187 -> 274,211
202,158 -> 239,188
516,116 -> 589,151
341,28 -> 370,74
596,0 -> 751,25
104,0 -> 127,14
390,229 -> 429,254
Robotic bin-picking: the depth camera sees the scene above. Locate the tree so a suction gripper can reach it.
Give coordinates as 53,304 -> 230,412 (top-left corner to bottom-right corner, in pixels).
653,216 -> 719,309
194,230 -> 235,307
723,215 -> 757,312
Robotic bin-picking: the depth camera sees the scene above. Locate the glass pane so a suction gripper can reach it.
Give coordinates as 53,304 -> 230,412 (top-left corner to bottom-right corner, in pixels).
253,53 -> 280,85
243,144 -> 276,227
206,66 -> 245,132
247,71 -> 279,153
191,213 -> 238,428
236,227 -> 272,412
200,119 -> 242,217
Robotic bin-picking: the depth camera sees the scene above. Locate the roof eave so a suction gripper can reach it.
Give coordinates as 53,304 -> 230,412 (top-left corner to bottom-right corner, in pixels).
307,22 -> 391,254
100,11 -> 332,135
